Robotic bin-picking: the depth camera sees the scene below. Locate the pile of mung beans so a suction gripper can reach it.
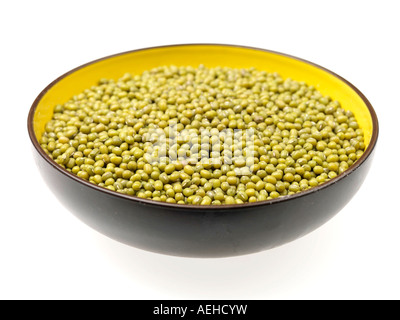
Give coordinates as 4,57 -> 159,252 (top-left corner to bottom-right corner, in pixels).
40,65 -> 365,205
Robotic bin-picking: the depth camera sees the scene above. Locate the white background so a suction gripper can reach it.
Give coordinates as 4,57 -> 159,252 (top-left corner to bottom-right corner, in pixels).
1,0 -> 399,300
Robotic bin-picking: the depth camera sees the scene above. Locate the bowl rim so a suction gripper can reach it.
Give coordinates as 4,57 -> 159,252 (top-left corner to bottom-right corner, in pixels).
27,43 -> 379,210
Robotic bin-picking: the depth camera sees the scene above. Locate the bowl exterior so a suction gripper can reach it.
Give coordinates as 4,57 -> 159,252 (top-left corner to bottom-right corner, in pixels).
31,145 -> 375,257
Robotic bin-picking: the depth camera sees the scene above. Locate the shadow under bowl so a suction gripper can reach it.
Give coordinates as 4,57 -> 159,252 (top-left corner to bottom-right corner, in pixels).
28,44 -> 378,258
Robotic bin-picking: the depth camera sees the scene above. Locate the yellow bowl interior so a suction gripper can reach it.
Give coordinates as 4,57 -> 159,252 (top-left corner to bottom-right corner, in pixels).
33,44 -> 373,147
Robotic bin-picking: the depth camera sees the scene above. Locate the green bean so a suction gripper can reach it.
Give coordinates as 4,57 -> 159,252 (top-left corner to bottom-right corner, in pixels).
40,65 -> 365,205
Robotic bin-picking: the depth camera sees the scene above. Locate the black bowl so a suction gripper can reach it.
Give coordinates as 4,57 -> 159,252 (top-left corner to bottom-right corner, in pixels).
28,44 -> 378,257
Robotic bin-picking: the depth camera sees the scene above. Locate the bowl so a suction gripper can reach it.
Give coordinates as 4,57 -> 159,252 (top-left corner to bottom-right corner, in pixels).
28,44 -> 378,258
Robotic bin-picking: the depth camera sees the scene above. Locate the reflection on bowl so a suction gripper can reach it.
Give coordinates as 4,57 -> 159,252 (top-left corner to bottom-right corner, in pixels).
28,44 -> 378,257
